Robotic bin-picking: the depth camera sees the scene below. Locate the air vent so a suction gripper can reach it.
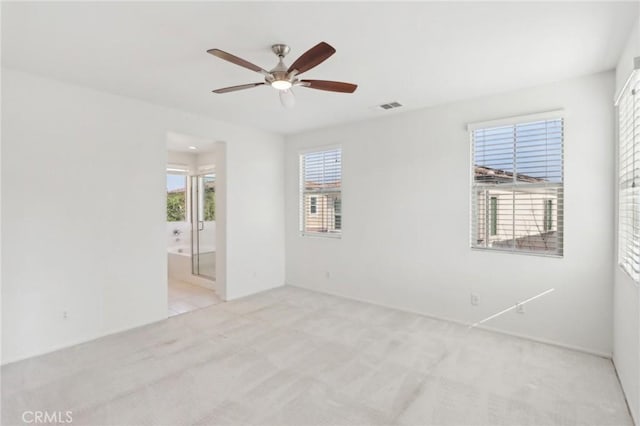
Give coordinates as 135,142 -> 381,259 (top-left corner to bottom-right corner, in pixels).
373,101 -> 403,111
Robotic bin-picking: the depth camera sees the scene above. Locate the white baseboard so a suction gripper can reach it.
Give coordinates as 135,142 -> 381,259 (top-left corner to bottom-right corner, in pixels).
286,283 -> 612,359
612,361 -> 639,426
1,316 -> 164,366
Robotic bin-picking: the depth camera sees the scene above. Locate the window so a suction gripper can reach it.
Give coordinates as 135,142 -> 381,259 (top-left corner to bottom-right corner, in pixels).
470,114 -> 564,256
618,72 -> 640,281
167,174 -> 187,222
300,147 -> 342,236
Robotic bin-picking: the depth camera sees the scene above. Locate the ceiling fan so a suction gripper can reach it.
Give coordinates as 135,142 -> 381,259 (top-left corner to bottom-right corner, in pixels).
207,42 -> 357,108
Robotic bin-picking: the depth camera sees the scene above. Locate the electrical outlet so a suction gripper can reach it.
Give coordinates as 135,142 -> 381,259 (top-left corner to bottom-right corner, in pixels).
470,293 -> 479,306
63,311 -> 68,320
516,303 -> 525,314
325,271 -> 331,279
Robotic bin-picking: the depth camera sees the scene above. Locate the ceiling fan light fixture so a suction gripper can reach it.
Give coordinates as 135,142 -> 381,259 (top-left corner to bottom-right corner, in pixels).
279,89 -> 296,109
271,79 -> 292,90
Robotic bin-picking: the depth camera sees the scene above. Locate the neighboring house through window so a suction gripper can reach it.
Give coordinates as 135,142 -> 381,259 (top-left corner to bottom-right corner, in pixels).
310,197 -> 317,214
544,199 -> 553,232
334,198 -> 342,230
300,147 -> 342,236
490,196 -> 498,236
470,112 -> 564,256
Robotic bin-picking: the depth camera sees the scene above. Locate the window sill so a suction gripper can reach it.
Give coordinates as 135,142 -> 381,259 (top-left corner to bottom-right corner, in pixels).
301,232 -> 342,239
471,247 -> 563,258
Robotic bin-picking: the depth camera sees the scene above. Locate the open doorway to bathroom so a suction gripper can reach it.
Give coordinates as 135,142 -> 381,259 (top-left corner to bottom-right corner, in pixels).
166,132 -> 223,317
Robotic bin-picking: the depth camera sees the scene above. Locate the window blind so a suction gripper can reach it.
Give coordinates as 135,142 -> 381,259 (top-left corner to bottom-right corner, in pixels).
300,148 -> 342,236
471,117 -> 564,256
619,75 -> 640,281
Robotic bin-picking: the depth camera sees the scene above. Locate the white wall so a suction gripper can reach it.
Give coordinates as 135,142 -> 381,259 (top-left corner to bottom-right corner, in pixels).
166,222 -> 191,249
196,151 -> 216,171
614,15 -> 640,424
616,17 -> 640,102
1,68 -> 285,364
285,71 -> 615,356
167,150 -> 197,171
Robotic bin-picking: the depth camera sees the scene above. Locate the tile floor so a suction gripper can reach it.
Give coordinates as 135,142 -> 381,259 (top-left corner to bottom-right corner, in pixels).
168,279 -> 221,317
1,286 -> 633,426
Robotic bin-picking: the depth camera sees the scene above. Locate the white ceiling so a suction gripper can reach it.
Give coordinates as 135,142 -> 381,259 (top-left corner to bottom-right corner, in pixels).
2,2 -> 637,135
166,131 -> 216,153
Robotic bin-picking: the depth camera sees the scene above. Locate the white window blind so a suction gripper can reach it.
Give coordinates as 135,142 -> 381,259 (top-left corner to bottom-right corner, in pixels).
618,74 -> 640,281
300,147 -> 342,236
471,116 -> 564,256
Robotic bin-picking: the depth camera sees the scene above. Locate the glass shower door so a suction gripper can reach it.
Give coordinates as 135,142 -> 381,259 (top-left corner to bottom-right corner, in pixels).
191,173 -> 216,280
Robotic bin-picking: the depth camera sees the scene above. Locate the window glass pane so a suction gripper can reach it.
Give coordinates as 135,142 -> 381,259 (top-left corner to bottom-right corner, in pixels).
167,174 -> 186,222
203,174 -> 216,221
472,117 -> 563,256
300,148 -> 342,235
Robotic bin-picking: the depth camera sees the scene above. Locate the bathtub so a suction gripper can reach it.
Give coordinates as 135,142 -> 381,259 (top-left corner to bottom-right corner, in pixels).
167,245 -> 216,287
167,245 -> 216,255
168,245 -> 191,256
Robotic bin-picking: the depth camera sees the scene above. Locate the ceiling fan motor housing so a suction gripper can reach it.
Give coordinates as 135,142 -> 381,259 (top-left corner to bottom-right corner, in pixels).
271,44 -> 290,58
267,45 -> 298,88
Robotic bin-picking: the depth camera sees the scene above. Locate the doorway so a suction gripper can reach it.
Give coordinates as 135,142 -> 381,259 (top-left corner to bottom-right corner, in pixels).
166,132 -> 224,317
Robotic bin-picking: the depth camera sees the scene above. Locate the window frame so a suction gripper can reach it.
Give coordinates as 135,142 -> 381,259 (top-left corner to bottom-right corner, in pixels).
617,70 -> 640,283
468,110 -> 564,258
299,145 -> 342,238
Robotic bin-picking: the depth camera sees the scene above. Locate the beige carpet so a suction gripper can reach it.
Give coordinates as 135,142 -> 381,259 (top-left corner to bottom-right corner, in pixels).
2,286 -> 632,425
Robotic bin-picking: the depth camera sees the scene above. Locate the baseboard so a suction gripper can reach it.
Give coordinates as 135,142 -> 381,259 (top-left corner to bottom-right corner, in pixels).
1,316 -> 165,366
613,360 -> 639,426
286,283 -> 612,359
226,282 -> 285,301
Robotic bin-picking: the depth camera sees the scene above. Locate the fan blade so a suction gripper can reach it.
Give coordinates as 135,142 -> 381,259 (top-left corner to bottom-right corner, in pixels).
300,80 -> 357,93
207,49 -> 270,76
287,42 -> 336,75
212,83 -> 265,94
